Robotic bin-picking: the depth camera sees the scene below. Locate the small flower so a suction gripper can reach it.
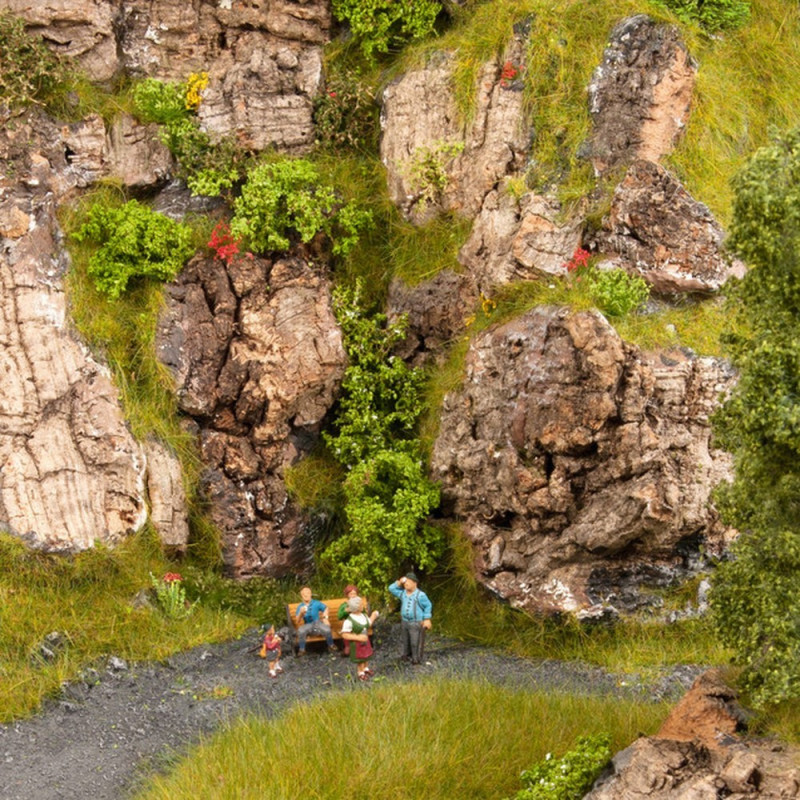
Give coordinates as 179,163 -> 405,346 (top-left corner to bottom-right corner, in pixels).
328,91 -> 337,98
163,572 -> 183,583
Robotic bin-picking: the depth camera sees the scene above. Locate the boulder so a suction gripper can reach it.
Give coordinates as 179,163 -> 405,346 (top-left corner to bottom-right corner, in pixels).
591,160 -> 746,294
586,670 -> 800,799
459,188 -> 584,289
380,23 -> 531,222
431,306 -> 735,616
157,252 -> 346,578
585,15 -> 696,175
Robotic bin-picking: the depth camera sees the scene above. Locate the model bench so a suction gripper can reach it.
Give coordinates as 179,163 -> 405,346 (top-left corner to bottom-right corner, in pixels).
285,597 -> 372,655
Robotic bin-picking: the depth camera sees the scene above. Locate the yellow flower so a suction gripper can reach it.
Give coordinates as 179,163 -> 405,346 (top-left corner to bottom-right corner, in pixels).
185,71 -> 209,111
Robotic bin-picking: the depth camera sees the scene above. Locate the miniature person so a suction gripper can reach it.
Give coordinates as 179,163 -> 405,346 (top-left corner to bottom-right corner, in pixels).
338,584 -> 359,657
341,595 -> 379,680
388,572 -> 432,665
259,624 -> 283,678
295,586 -> 334,655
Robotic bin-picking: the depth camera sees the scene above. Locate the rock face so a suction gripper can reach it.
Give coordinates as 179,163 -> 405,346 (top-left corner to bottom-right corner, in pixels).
157,252 -> 345,578
585,15 -> 696,175
431,307 -> 735,616
0,113 -> 149,551
586,670 -> 800,799
387,270 -> 479,365
591,160 -> 746,294
380,24 -> 531,222
120,0 -> 330,152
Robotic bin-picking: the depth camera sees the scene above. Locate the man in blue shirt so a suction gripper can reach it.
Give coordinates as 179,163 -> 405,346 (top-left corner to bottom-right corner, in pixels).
295,586 -> 334,655
388,572 -> 432,665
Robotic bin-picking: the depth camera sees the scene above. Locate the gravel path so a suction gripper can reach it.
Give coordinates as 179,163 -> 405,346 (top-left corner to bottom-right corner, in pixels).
0,622 -> 704,800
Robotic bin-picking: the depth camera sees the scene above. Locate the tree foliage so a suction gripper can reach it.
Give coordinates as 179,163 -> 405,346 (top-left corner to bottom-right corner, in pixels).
320,283 -> 443,592
710,127 -> 800,706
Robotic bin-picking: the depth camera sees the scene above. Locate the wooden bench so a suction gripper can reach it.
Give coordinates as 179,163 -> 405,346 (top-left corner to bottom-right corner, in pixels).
285,597 -> 370,655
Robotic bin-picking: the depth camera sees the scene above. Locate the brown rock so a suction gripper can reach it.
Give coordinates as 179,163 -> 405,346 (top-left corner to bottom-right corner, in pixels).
144,439 -> 190,551
592,160 -> 746,294
105,114 -> 173,188
157,253 -> 346,578
380,28 -> 531,222
431,307 -> 735,615
586,15 -> 696,175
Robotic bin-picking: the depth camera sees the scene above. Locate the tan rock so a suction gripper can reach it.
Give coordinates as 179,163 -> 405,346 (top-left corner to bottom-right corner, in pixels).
144,439 -> 190,551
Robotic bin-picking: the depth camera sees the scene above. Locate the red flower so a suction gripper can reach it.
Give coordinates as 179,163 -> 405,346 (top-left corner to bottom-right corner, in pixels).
163,572 -> 183,583
500,61 -> 520,86
564,247 -> 591,273
208,221 -> 242,265
328,91 -> 337,98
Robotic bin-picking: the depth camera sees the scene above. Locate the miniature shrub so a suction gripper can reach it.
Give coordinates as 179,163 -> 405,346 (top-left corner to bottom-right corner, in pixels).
403,140 -> 465,213
320,282 -> 443,592
313,67 -> 379,153
586,267 -> 650,317
231,158 -> 372,256
710,126 -> 800,706
507,734 -> 612,800
654,0 -> 750,32
72,200 -> 194,298
131,78 -> 187,125
0,13 -> 70,110
331,0 -> 441,61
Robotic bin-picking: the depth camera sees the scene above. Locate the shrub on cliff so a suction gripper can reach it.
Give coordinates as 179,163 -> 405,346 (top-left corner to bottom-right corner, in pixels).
710,126 -> 800,706
72,200 -> 194,299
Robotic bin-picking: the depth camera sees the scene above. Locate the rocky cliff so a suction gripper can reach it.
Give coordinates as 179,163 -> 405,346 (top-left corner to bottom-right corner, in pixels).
0,1 -> 745,612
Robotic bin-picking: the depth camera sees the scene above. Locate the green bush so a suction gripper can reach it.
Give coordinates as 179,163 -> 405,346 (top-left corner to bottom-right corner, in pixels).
72,200 -> 194,298
231,158 -> 372,255
507,734 -> 612,800
131,77 -> 187,124
320,282 -> 443,592
586,267 -> 650,317
331,0 -> 441,61
313,67 -> 379,153
655,0 -> 750,31
0,13 -> 70,110
710,126 -> 800,706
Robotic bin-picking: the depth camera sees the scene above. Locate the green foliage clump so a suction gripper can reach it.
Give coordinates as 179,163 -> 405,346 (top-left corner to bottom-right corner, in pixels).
655,0 -> 750,32
320,283 -> 443,592
332,0 -> 441,61
403,140 -> 465,213
231,158 -> 372,256
132,76 -> 243,197
710,126 -> 800,706
314,67 -> 380,153
72,200 -> 194,299
0,13 -> 70,111
507,734 -> 612,800
586,267 -> 650,317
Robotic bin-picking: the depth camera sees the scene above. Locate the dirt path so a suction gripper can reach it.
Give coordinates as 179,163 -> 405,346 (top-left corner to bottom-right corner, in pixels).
0,623 -> 702,800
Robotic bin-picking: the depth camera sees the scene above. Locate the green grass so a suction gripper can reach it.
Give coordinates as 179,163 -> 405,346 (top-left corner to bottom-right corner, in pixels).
135,679 -> 669,799
0,530 -> 251,722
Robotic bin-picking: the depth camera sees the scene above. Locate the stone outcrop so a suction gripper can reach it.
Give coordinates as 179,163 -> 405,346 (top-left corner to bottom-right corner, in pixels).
380,23 -> 531,222
157,251 -> 345,578
0,113 -> 149,552
585,15 -> 696,175
387,270 -> 479,365
459,188 -> 584,289
431,306 -> 735,616
586,670 -> 800,799
591,160 -> 746,294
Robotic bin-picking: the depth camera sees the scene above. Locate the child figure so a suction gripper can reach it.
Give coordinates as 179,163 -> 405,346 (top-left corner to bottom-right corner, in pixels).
259,624 -> 283,678
340,596 -> 379,681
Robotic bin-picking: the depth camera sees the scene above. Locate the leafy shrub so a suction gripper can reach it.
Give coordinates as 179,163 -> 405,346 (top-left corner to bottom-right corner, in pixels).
655,0 -> 750,32
403,140 -> 465,213
507,734 -> 612,800
231,159 -> 371,256
72,200 -> 194,298
150,572 -> 196,619
0,13 -> 70,110
320,283 -> 443,592
331,0 -> 441,61
313,68 -> 379,153
710,126 -> 800,706
586,267 -> 650,317
132,76 -> 242,197
181,568 -> 285,623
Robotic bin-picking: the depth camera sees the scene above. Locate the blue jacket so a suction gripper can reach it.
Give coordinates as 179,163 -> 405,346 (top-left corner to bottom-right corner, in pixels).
388,583 -> 432,622
297,598 -> 327,625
